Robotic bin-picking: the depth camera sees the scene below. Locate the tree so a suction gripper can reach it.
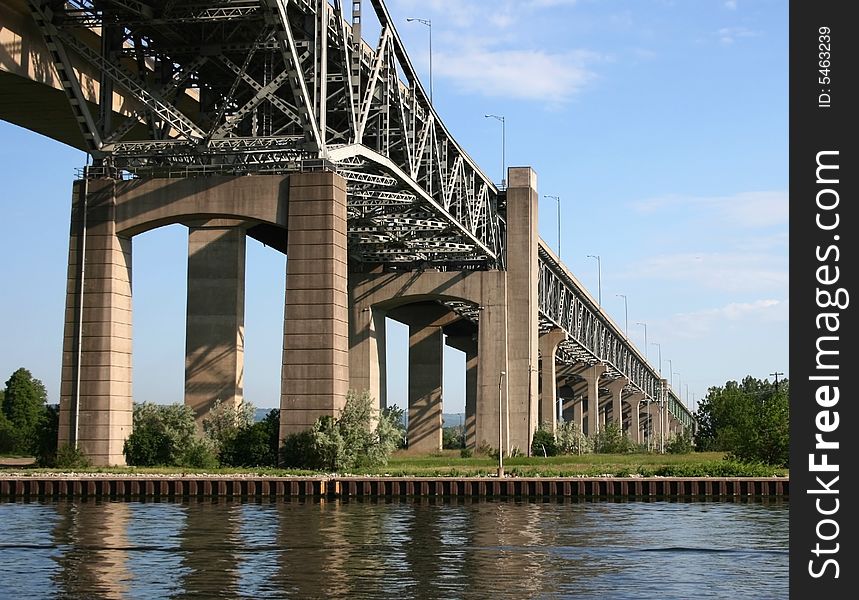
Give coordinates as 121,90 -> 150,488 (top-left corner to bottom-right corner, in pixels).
694,376 -> 789,467
2,368 -> 48,443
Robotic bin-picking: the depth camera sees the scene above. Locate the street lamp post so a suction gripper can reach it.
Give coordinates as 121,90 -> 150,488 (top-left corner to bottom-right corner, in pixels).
651,342 -> 662,375
616,294 -> 628,339
484,114 -> 506,188
673,372 -> 681,398
544,195 -> 562,259
498,370 -> 506,477
405,18 -> 432,103
586,254 -> 601,306
636,322 -> 648,361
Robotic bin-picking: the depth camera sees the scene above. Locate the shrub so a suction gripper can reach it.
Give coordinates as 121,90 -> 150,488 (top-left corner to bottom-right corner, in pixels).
531,427 -> 558,457
593,421 -> 634,454
280,390 -> 400,472
442,427 -> 464,449
219,409 -> 280,467
55,444 -> 91,469
123,403 -> 197,466
666,430 -> 694,454
202,398 -> 255,452
280,429 -> 322,469
460,447 -> 473,458
556,420 -> 591,455
179,438 -> 219,469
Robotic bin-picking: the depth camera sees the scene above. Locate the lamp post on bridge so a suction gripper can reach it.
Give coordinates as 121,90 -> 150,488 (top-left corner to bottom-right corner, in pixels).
615,293 -> 628,339
636,322 -> 647,361
586,254 -> 601,306
651,342 -> 662,376
405,18 -> 432,103
544,194 -> 562,260
484,114 -> 506,189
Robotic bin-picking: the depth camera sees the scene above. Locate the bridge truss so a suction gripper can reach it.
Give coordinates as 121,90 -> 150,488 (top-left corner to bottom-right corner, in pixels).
25,0 -> 694,427
26,0 -> 504,266
538,245 -> 694,428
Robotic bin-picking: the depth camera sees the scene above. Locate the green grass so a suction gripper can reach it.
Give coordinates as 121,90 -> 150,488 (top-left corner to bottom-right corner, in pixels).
1,451 -> 788,478
361,450 -> 787,478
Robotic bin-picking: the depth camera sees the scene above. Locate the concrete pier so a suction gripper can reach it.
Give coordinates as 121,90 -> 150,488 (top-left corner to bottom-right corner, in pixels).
279,172 -> 350,440
184,220 -> 246,427
60,179 -> 133,466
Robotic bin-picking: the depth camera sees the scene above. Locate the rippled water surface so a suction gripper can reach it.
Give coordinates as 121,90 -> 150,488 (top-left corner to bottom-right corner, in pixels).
0,498 -> 787,599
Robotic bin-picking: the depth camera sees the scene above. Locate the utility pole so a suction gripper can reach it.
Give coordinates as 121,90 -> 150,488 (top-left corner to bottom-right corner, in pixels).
770,371 -> 784,386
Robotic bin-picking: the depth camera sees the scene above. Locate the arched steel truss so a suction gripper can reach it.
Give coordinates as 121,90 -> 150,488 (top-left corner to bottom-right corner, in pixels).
25,0 -> 693,427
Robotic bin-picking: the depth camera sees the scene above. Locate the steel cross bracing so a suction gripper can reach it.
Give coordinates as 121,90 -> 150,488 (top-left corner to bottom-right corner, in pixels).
27,0 -> 504,267
537,244 -> 695,427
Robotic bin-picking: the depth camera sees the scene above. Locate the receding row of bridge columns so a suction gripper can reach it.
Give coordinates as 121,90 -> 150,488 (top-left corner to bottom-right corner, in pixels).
59,167 -> 685,466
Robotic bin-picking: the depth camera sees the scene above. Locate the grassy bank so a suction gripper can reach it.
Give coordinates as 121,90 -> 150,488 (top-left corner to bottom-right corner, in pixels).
1,450 -> 788,478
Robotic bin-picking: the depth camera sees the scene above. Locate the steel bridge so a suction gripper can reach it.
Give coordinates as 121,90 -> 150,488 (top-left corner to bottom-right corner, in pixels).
1,0 -> 694,462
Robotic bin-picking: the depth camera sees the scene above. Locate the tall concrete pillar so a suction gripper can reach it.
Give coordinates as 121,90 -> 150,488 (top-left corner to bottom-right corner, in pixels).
626,391 -> 645,444
447,334 -> 478,448
572,397 -> 583,432
60,178 -> 132,466
347,301 -> 387,409
408,325 -> 444,452
184,220 -> 246,427
649,401 -> 661,449
505,167 -> 540,454
605,377 -> 629,431
280,172 -> 349,440
580,363 -> 607,437
475,276 -> 509,451
538,329 -> 566,432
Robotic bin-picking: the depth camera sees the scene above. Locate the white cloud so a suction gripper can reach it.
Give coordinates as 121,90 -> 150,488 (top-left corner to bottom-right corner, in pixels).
724,0 -> 738,10
717,26 -> 760,44
623,252 -> 787,293
665,298 -> 788,339
435,44 -> 600,103
631,190 -> 788,228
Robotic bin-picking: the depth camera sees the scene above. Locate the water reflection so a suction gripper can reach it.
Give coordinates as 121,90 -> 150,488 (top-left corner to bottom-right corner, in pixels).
0,498 -> 788,599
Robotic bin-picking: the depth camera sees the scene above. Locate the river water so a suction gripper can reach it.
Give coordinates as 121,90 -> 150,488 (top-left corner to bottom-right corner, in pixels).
0,498 -> 787,599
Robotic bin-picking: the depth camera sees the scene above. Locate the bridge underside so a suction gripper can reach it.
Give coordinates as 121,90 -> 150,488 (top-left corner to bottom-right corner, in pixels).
59,167 -> 689,465
2,0 -> 694,465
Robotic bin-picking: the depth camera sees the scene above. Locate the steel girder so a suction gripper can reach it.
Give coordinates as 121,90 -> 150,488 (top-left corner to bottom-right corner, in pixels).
26,0 -> 503,266
537,244 -> 695,426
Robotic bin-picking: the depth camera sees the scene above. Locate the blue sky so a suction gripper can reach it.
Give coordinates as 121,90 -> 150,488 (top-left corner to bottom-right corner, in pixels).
0,0 -> 787,414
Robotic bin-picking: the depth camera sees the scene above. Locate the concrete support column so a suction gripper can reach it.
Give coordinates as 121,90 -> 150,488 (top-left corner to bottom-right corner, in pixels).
648,401 -> 660,449
446,335 -> 478,448
580,363 -> 607,437
505,167 -> 540,454
408,325 -> 444,452
626,392 -> 645,444
60,178 -> 132,466
572,398 -> 583,432
347,301 -> 387,410
476,294 -> 509,452
605,377 -> 629,432
184,220 -> 246,427
280,172 -> 349,440
538,329 -> 566,432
